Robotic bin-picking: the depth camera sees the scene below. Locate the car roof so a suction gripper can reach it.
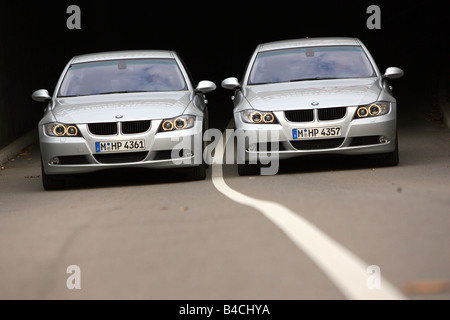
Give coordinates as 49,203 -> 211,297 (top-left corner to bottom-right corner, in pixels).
258,37 -> 362,52
70,50 -> 178,64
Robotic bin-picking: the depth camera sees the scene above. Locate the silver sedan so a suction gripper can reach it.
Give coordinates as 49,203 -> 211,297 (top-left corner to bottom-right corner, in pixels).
33,50 -> 216,189
222,37 -> 404,175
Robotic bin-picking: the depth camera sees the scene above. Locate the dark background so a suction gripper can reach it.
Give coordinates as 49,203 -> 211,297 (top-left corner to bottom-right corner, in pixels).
0,1 -> 446,148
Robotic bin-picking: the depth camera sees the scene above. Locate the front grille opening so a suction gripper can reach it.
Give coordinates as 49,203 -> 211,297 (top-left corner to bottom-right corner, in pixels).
247,143 -> 288,152
285,109 -> 314,122
350,136 -> 382,147
88,123 -> 118,135
94,151 -> 148,164
122,120 -> 151,134
154,149 -> 190,161
57,155 -> 90,165
290,138 -> 345,150
318,107 -> 347,121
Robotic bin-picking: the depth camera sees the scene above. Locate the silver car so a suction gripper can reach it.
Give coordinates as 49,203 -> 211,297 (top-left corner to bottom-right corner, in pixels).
32,50 -> 216,189
222,37 -> 404,175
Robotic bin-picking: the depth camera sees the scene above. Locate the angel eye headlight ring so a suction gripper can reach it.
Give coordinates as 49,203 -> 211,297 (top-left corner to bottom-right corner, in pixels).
53,124 -> 67,136
162,120 -> 174,131
355,102 -> 390,119
159,116 -> 196,132
263,113 -> 275,123
174,117 -> 187,130
357,106 -> 369,118
250,111 -> 263,124
241,110 -> 277,124
66,125 -> 78,136
369,104 -> 382,116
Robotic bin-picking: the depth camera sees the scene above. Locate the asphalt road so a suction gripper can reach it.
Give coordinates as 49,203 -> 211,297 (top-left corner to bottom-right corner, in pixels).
0,81 -> 449,301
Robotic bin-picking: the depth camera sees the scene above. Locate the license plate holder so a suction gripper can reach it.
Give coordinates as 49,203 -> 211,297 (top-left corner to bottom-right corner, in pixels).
293,127 -> 342,139
95,140 -> 145,153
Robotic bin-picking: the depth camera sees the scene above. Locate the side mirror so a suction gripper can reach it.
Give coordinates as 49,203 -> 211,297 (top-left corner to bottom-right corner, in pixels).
383,67 -> 404,80
221,77 -> 241,90
195,80 -> 216,94
32,89 -> 51,102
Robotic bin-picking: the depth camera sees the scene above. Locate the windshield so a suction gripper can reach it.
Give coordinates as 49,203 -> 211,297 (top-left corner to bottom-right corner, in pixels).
248,46 -> 376,85
58,59 -> 188,97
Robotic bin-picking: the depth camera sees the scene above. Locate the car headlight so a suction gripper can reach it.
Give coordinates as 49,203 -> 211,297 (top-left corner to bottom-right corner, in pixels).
241,110 -> 278,124
159,115 -> 196,132
45,123 -> 82,137
354,102 -> 390,119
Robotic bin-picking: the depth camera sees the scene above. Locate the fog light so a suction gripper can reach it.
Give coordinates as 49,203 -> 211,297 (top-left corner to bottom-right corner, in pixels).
379,136 -> 389,143
49,157 -> 60,165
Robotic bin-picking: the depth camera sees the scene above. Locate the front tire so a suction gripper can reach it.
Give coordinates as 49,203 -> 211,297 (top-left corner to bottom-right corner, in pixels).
378,142 -> 399,167
372,134 -> 399,167
188,163 -> 206,181
187,119 -> 208,181
41,161 -> 65,190
237,163 -> 260,176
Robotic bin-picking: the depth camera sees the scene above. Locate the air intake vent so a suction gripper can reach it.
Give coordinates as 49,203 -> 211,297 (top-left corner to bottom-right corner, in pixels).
290,138 -> 345,150
350,136 -> 382,147
94,151 -> 149,164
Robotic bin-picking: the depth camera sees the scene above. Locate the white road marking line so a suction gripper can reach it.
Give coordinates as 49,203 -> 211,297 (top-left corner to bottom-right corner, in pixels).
211,129 -> 406,300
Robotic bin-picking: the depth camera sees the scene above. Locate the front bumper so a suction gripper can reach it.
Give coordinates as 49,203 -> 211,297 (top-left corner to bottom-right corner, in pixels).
40,119 -> 204,175
234,106 -> 397,162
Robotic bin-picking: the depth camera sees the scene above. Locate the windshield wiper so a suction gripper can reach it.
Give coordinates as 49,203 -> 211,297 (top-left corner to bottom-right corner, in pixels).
100,90 -> 148,95
59,91 -> 147,97
249,82 -> 276,85
290,77 -> 339,82
59,94 -> 93,98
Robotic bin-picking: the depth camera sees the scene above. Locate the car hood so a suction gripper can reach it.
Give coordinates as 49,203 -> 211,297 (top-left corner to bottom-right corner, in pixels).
51,91 -> 192,124
244,78 -> 381,111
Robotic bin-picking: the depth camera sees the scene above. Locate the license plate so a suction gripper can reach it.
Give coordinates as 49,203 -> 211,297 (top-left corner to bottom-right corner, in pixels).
293,127 -> 341,139
95,140 -> 145,153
